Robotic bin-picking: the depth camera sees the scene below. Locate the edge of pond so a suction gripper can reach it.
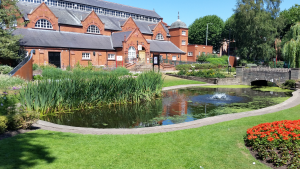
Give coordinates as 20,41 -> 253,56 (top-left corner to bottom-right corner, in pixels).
32,84 -> 300,135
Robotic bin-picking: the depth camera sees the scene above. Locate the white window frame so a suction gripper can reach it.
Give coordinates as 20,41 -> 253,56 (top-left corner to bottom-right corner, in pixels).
188,52 -> 193,56
87,25 -> 100,34
156,33 -> 164,40
82,53 -> 91,60
182,40 -> 186,45
35,19 -> 53,29
172,56 -> 177,61
108,54 -> 115,60
182,31 -> 186,35
128,46 -> 136,63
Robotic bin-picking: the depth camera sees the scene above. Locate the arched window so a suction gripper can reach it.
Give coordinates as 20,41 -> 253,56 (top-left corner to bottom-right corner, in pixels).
128,46 -> 136,62
35,19 -> 53,29
87,25 -> 100,34
156,33 -> 164,40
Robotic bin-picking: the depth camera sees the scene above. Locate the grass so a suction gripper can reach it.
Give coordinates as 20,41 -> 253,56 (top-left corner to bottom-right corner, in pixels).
197,85 -> 251,88
252,86 -> 293,92
162,75 -> 206,87
1,98 -> 299,168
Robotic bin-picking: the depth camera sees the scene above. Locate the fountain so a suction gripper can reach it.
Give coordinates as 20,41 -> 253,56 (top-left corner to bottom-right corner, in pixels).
210,93 -> 228,100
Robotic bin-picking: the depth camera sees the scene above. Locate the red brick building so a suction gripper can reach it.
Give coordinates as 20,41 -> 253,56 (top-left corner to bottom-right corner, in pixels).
14,0 -> 213,68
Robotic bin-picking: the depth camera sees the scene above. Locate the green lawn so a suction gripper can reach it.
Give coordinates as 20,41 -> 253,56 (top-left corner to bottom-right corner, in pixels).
1,100 -> 299,168
162,75 -> 206,87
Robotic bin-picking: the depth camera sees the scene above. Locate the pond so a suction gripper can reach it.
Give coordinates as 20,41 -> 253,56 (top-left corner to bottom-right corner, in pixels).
41,88 -> 292,129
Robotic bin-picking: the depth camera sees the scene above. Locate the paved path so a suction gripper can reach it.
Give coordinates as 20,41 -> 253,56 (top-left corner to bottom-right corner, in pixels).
33,85 -> 300,135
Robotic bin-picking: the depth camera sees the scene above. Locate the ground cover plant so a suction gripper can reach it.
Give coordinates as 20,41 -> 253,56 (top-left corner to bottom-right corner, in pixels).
0,65 -> 13,74
177,68 -> 226,78
20,71 -> 163,114
0,75 -> 25,90
0,93 -> 297,169
245,120 -> 300,168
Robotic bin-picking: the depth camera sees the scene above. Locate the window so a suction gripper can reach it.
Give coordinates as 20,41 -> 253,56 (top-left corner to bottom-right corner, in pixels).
202,52 -> 206,55
156,33 -> 164,40
172,56 -> 177,61
128,46 -> 136,62
182,40 -> 186,45
188,52 -> 193,56
35,19 -> 53,29
87,25 -> 100,34
182,31 -> 186,35
108,54 -> 115,60
82,53 -> 90,60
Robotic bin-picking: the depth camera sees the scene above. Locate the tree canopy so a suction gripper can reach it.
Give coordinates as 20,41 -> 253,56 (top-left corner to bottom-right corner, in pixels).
282,23 -> 300,68
279,4 -> 300,37
188,15 -> 224,51
0,0 -> 24,60
233,0 -> 284,61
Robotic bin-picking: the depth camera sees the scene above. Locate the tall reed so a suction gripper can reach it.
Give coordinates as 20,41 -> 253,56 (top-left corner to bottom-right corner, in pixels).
20,71 -> 163,114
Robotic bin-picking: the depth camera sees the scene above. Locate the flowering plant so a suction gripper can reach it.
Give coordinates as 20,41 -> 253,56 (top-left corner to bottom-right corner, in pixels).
245,120 -> 300,167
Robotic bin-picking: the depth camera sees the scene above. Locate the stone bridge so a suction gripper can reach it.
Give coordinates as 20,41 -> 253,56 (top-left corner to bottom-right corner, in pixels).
236,67 -> 300,85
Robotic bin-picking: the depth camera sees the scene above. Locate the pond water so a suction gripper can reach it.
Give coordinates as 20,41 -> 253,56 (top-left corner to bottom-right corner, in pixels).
41,88 -> 292,129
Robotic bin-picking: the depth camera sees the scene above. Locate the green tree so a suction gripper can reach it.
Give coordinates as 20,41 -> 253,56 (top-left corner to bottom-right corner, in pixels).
282,23 -> 300,68
0,0 -> 24,59
188,15 -> 224,51
233,0 -> 284,61
279,4 -> 300,37
222,14 -> 235,40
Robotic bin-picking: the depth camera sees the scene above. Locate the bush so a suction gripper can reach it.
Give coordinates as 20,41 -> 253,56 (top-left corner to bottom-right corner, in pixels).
32,63 -> 39,71
178,69 -> 226,78
33,75 -> 43,81
0,75 -> 25,90
175,64 -> 191,70
268,61 -> 285,68
282,80 -> 296,89
0,65 -> 13,74
245,120 -> 300,167
0,116 -> 8,134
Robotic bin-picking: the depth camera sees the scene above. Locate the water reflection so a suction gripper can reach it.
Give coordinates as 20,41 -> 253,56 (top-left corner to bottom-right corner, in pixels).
42,88 -> 291,128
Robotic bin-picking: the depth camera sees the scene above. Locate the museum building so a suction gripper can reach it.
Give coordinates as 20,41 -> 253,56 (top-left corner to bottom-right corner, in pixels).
14,0 -> 213,68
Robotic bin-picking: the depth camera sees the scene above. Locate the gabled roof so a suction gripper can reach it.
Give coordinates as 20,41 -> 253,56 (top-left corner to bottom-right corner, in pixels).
147,40 -> 185,54
13,29 -> 114,50
65,0 -> 161,18
111,31 -> 132,48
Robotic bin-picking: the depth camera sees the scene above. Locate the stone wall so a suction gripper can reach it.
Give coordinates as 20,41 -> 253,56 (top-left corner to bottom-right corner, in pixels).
236,67 -> 300,85
168,74 -> 241,85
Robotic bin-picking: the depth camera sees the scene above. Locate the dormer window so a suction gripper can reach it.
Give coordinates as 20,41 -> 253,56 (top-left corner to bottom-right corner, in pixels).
35,19 -> 53,29
156,33 -> 164,40
87,25 -> 100,34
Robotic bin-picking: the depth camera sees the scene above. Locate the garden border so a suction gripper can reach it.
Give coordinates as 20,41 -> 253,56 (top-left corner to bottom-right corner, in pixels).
32,85 -> 300,135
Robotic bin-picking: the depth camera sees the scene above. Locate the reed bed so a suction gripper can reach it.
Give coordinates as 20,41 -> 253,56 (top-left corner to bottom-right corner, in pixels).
20,71 -> 163,114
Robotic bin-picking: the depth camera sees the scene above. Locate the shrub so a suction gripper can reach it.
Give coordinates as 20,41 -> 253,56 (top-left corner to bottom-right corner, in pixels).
0,116 -> 8,134
33,75 -> 43,81
32,63 -> 39,71
178,69 -> 226,78
245,120 -> 300,167
40,64 -> 57,70
0,65 -> 13,74
0,75 -> 25,90
282,80 -> 296,89
268,61 -> 285,68
175,64 -> 191,70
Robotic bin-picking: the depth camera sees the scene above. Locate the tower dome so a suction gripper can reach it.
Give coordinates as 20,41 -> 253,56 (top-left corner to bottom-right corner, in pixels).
170,12 -> 187,29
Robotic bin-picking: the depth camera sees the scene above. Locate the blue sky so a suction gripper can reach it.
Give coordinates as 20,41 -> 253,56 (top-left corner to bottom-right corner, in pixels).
108,0 -> 299,26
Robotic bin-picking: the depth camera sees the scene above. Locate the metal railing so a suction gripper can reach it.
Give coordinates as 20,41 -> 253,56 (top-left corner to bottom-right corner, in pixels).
8,50 -> 34,76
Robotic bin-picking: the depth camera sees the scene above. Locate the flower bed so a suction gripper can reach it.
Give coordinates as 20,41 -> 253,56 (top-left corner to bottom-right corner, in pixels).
245,120 -> 300,168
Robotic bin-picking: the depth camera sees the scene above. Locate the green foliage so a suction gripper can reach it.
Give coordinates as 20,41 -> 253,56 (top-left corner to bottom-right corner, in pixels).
0,116 -> 8,134
0,65 -> 13,74
32,63 -> 39,71
267,61 -> 284,68
206,57 -> 227,65
233,0 -> 284,60
0,0 -> 26,59
282,80 -> 296,89
282,23 -> 300,68
20,71 -> 163,114
280,4 -> 300,37
196,53 -> 218,63
222,14 -> 236,39
178,69 -> 226,78
33,75 -> 43,81
188,15 -> 224,50
0,75 -> 25,90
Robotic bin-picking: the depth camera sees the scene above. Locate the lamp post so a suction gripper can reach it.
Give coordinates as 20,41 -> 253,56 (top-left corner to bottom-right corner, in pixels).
206,23 -> 213,46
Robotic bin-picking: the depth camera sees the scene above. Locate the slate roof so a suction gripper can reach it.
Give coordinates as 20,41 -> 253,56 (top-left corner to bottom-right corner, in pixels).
146,40 -> 185,54
111,31 -> 132,48
13,29 -> 114,50
170,19 -> 188,29
65,0 -> 161,18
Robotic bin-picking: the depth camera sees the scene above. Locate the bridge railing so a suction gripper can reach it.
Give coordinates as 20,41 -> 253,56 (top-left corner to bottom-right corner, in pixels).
243,67 -> 291,72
